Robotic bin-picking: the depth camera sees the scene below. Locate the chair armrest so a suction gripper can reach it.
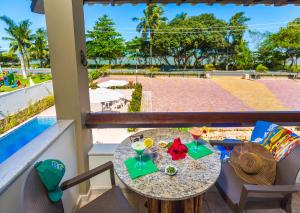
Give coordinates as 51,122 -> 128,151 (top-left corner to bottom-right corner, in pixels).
210,139 -> 244,147
238,184 -> 300,209
60,161 -> 115,191
243,184 -> 300,194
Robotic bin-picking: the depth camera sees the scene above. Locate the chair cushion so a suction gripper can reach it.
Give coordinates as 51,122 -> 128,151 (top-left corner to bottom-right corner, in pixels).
251,121 -> 278,143
251,121 -> 300,161
216,162 -> 284,208
216,162 -> 246,205
263,126 -> 300,161
77,186 -> 135,213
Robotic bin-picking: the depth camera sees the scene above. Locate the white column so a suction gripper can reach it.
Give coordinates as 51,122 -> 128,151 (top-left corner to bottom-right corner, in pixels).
44,0 -> 92,194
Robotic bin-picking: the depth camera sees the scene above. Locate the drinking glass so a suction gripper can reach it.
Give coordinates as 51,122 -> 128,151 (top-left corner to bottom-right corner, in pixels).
191,133 -> 201,152
131,142 -> 146,169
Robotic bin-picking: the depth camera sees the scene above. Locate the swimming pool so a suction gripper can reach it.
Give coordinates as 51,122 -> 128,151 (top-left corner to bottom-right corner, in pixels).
0,117 -> 57,164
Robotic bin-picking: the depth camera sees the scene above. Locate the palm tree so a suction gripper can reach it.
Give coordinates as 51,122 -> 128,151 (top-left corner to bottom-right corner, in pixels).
133,4 -> 167,66
30,28 -> 49,68
0,16 -> 32,78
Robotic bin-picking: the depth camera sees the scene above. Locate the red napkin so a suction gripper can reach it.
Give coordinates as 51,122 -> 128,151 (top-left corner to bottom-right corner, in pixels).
167,138 -> 188,160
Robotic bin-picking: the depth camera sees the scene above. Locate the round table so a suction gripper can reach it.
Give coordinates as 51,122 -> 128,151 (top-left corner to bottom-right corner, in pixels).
113,129 -> 221,213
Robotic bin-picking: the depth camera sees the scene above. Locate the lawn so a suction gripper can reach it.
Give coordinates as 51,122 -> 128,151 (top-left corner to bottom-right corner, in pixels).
0,73 -> 52,93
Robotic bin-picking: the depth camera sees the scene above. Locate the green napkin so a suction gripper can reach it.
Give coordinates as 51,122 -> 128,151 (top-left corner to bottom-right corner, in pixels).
124,156 -> 158,180
186,142 -> 213,160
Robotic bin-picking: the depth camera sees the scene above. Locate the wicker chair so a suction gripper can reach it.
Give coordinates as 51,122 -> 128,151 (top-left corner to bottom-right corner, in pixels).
22,161 -> 135,213
211,141 -> 300,213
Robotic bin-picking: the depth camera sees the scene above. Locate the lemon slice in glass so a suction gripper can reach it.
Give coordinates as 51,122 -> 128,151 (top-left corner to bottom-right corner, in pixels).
144,138 -> 154,148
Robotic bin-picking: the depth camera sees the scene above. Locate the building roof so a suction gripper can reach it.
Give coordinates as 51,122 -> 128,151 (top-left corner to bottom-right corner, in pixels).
31,0 -> 300,14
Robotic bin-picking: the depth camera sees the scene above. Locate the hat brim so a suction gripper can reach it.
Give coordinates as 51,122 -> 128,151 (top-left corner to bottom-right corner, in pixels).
48,187 -> 63,202
230,142 -> 277,185
230,158 -> 276,185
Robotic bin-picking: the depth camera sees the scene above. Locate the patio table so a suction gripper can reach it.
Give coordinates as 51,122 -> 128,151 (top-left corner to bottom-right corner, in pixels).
113,129 -> 221,213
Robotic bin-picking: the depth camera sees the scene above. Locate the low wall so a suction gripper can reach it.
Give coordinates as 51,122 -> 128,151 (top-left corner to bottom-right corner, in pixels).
0,81 -> 53,119
0,120 -> 78,213
89,144 -> 125,190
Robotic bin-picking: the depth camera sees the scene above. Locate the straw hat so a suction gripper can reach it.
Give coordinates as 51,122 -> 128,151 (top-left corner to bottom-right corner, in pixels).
229,142 -> 276,185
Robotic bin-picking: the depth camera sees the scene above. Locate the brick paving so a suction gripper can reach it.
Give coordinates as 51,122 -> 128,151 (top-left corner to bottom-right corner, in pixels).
96,76 -> 300,112
212,77 -> 287,111
97,76 -> 250,112
259,79 -> 300,110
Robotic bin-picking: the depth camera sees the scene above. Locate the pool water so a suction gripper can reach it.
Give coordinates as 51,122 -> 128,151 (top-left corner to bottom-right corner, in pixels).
0,117 -> 57,164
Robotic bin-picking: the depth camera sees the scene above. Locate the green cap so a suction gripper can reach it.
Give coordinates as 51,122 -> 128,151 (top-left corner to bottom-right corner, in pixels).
34,159 -> 65,202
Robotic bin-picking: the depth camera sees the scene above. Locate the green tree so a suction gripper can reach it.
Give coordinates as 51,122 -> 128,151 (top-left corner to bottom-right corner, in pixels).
273,18 -> 300,69
30,28 -> 49,68
256,18 -> 300,70
226,12 -> 250,70
125,36 -> 149,65
86,15 -> 125,66
133,4 -> 167,66
0,51 -> 19,65
0,16 -> 32,78
256,34 -> 286,70
153,13 -> 228,69
233,40 -> 253,70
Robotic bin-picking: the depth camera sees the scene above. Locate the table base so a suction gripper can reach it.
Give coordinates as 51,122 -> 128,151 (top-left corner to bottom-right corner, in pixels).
147,195 -> 203,213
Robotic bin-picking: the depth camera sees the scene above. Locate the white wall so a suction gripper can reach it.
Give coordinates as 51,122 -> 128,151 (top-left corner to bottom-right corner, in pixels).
0,81 -> 53,119
0,121 -> 78,213
89,144 -> 125,190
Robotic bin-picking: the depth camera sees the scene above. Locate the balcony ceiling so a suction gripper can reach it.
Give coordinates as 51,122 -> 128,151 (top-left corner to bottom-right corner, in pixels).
31,0 -> 300,14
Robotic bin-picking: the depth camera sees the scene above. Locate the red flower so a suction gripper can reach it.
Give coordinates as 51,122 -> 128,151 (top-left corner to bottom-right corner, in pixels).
167,138 -> 188,160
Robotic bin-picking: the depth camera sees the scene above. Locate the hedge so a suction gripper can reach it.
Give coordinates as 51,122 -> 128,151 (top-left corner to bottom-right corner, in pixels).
128,83 -> 142,112
108,81 -> 135,89
0,96 -> 55,134
204,64 -> 215,71
127,83 -> 142,132
88,69 -> 109,81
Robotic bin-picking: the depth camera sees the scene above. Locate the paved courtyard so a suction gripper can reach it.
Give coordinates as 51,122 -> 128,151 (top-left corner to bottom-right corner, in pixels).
96,76 -> 300,112
40,76 -> 300,144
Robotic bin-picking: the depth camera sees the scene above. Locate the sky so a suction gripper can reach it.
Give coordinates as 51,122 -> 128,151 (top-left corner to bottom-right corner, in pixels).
0,0 -> 299,50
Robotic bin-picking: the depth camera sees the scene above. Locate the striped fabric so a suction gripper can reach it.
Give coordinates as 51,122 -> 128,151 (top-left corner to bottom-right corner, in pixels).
252,121 -> 300,161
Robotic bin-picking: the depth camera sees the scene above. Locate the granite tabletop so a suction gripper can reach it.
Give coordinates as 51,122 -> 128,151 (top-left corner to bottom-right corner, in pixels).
113,129 -> 221,201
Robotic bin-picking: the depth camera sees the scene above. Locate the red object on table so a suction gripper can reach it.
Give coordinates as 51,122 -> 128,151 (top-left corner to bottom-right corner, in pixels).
167,138 -> 188,160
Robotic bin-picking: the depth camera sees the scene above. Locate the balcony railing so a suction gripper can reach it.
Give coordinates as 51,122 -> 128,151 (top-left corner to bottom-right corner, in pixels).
85,111 -> 300,128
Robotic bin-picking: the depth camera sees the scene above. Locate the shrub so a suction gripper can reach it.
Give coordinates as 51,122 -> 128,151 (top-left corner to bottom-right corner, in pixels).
100,65 -> 111,71
89,81 -> 99,89
127,83 -> 142,132
108,81 -> 135,89
128,83 -> 142,112
88,70 -> 102,81
148,66 -> 160,77
0,96 -> 55,134
88,68 -> 109,81
256,64 -> 269,73
291,66 -> 300,73
204,64 -> 215,71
